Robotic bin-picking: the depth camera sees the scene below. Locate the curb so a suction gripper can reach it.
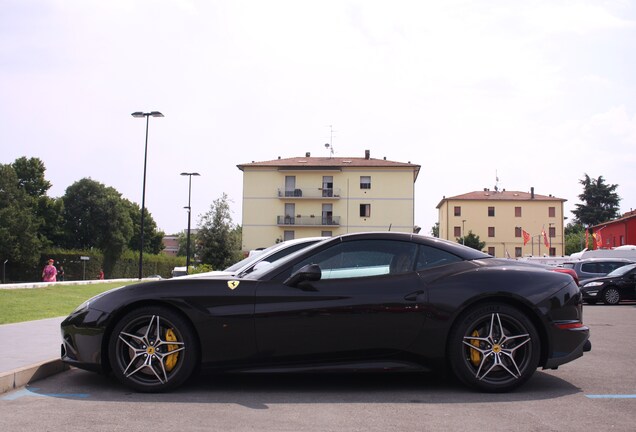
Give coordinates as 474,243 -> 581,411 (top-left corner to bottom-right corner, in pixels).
0,359 -> 69,394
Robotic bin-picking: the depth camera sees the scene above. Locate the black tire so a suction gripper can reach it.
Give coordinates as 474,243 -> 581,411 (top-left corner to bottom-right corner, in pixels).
448,303 -> 540,393
602,287 -> 621,305
108,306 -> 198,392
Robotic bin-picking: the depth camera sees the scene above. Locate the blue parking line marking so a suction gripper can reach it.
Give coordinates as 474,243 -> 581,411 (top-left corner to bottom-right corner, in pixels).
2,387 -> 90,401
586,394 -> 636,399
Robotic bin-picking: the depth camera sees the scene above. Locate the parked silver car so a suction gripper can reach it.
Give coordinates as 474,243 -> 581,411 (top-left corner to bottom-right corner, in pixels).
561,258 -> 635,284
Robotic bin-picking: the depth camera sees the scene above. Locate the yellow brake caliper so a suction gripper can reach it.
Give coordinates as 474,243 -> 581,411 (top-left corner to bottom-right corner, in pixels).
469,330 -> 481,366
165,329 -> 179,372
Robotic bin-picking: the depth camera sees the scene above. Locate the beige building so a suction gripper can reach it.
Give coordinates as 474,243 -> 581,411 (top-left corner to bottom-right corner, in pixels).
437,188 -> 566,257
237,151 -> 421,251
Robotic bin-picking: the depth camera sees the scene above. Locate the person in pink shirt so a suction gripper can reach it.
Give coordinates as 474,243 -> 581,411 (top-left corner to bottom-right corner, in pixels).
42,259 -> 57,282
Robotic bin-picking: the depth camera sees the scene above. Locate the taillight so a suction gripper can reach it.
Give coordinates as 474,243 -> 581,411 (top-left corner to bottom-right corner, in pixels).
555,321 -> 585,330
551,268 -> 579,285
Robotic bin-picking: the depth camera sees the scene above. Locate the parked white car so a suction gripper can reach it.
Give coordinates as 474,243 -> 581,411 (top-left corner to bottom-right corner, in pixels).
177,237 -> 327,279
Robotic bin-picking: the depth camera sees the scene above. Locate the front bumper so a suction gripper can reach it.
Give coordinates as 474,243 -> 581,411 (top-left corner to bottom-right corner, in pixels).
60,308 -> 112,374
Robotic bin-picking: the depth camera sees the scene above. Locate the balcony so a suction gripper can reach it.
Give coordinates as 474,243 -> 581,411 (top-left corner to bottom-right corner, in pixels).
277,187 -> 341,199
277,215 -> 341,226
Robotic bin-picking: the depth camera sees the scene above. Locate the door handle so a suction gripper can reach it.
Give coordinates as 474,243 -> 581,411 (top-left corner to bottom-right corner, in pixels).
404,290 -> 425,301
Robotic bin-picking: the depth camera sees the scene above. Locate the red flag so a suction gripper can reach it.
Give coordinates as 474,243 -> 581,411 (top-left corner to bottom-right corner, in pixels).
542,227 -> 549,248
595,230 -> 603,249
522,229 -> 530,246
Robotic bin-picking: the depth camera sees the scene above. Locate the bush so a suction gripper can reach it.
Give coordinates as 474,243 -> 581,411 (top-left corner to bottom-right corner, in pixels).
20,249 -> 187,282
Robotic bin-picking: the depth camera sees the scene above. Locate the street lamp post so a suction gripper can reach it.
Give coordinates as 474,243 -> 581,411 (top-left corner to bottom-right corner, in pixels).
132,111 -> 164,279
462,220 -> 466,245
181,172 -> 200,274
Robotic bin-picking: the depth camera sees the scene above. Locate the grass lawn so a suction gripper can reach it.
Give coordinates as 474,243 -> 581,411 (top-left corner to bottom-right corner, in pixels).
0,282 -> 138,325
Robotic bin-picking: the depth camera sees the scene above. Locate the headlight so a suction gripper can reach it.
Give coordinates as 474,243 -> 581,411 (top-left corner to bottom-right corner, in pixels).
582,281 -> 604,288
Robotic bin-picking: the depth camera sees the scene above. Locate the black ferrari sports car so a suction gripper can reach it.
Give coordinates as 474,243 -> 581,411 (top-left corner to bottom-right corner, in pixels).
61,232 -> 591,393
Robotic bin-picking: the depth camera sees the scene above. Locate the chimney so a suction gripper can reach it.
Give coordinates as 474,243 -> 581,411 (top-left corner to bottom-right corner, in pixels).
305,152 -> 311,157
531,187 -> 535,199
365,150 -> 370,159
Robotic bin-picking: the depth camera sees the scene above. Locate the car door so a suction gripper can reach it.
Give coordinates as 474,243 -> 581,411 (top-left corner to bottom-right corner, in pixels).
253,239 -> 428,362
617,267 -> 636,300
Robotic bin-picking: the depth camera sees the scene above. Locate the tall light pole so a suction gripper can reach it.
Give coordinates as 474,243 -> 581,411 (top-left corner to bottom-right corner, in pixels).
462,220 -> 466,245
132,111 -> 164,279
181,172 -> 200,274
549,222 -> 554,256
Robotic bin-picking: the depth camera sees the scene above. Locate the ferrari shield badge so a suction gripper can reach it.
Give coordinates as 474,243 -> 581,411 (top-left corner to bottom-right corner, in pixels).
227,280 -> 240,290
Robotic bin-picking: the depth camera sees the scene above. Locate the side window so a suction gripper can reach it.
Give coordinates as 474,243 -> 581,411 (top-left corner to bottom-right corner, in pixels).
415,245 -> 462,270
580,263 -> 596,273
292,240 -> 417,279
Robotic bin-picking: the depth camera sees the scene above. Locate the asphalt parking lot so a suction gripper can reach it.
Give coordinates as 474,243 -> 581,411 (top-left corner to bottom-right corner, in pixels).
1,304 -> 634,432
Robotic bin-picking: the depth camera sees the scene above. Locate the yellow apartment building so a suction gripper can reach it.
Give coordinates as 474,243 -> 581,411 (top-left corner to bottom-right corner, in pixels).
437,188 -> 566,257
237,151 -> 421,251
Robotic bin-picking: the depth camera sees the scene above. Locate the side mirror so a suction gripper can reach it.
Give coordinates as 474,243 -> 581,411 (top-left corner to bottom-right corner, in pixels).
284,264 -> 321,287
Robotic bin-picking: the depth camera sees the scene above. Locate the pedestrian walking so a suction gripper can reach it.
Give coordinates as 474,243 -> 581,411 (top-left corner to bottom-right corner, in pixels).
42,259 -> 57,282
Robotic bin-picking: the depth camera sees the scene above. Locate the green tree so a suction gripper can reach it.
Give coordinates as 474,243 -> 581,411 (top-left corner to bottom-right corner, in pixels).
62,178 -> 133,274
196,193 -> 242,270
564,222 -> 586,255
123,199 -> 165,254
0,164 -> 43,267
457,230 -> 486,251
12,156 -> 51,197
572,174 -> 621,226
430,222 -> 439,238
10,157 -> 63,248
177,231 -> 196,258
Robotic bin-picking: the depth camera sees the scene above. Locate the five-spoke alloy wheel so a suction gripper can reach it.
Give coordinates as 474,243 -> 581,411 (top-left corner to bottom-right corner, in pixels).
449,303 -> 540,393
108,306 -> 198,392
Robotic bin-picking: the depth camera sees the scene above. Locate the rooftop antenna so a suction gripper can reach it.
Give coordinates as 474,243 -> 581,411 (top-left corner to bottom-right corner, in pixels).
494,170 -> 500,192
324,125 -> 336,158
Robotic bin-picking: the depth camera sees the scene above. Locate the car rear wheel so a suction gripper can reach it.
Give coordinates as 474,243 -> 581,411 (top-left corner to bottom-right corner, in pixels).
108,306 -> 198,392
602,287 -> 621,305
449,303 -> 540,393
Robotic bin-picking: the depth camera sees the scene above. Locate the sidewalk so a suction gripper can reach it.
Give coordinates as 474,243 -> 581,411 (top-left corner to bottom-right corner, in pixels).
0,317 -> 69,393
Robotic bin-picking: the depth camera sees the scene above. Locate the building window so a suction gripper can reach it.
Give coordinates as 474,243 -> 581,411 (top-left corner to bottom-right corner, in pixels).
515,247 -> 522,258
488,247 -> 495,256
321,231 -> 332,237
488,206 -> 495,217
322,176 -> 334,197
549,247 -> 556,257
515,227 -> 522,237
515,206 -> 522,217
454,226 -> 461,237
283,230 -> 295,241
488,227 -> 495,237
360,204 -> 371,217
454,206 -> 461,217
549,207 -> 556,217
360,176 -> 371,189
549,227 -> 556,238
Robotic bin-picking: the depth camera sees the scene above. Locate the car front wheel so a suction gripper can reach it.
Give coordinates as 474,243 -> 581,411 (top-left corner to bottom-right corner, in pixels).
449,303 -> 540,393
602,287 -> 621,305
108,306 -> 198,392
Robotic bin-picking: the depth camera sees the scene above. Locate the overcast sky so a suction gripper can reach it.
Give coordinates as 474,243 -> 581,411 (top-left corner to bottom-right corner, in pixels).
2,0 -> 635,237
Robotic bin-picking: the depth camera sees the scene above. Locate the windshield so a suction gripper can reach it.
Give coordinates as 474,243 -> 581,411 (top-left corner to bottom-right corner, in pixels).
606,263 -> 636,277
223,252 -> 265,272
